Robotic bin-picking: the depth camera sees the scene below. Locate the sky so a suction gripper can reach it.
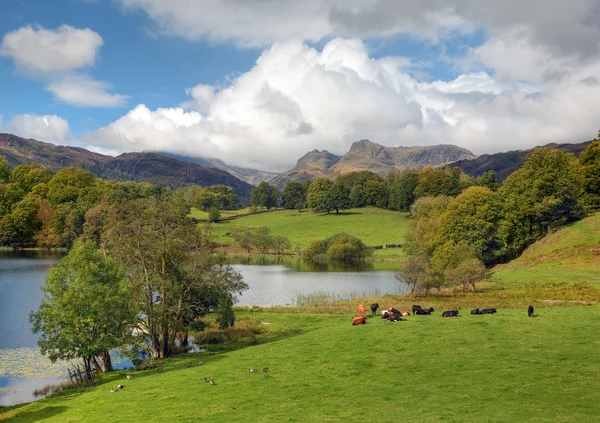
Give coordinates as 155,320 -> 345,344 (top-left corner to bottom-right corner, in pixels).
0,0 -> 599,172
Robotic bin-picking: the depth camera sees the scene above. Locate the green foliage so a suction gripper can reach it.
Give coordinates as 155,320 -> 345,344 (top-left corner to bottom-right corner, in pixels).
0,194 -> 41,247
216,294 -> 235,330
282,182 -> 306,210
208,207 -> 221,223
337,171 -> 387,208
476,170 -> 500,191
46,167 -> 96,206
325,233 -> 370,264
303,233 -> 369,263
326,183 -> 353,214
250,182 -> 279,210
441,186 -> 505,264
580,139 -> 600,208
414,167 -> 463,199
106,192 -> 248,358
0,155 -> 10,181
180,184 -> 239,211
500,148 -> 585,258
387,170 -> 419,211
306,178 -> 333,212
29,239 -> 134,381
232,227 -> 292,255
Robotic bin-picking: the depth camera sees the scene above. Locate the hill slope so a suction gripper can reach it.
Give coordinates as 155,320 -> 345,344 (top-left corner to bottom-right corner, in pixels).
271,140 -> 476,189
452,140 -> 592,181
0,133 -> 255,202
492,213 -> 600,286
156,152 -> 279,186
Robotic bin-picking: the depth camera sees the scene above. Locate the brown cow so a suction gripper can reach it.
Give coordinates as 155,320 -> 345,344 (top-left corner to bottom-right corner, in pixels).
357,304 -> 367,316
352,316 -> 367,326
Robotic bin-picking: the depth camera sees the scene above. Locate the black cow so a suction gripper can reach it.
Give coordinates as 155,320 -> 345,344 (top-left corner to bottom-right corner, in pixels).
412,305 -> 423,315
389,309 -> 405,322
471,308 -> 481,315
442,310 -> 459,318
415,307 -> 434,315
480,308 -> 497,314
381,312 -> 389,319
370,303 -> 379,317
528,305 -> 534,317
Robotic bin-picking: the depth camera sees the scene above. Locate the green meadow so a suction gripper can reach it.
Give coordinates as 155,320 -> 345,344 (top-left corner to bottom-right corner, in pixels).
3,307 -> 600,423
190,207 -> 409,249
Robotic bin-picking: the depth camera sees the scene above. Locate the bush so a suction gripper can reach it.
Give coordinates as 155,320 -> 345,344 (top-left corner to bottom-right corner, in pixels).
303,239 -> 328,260
326,233 -> 370,264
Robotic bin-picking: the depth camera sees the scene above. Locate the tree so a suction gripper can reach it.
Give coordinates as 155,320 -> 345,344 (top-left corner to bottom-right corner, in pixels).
441,186 -> 506,264
387,170 -> 419,211
395,256 -> 439,295
414,167 -> 462,198
271,236 -> 291,255
580,138 -> 600,208
307,178 -> 333,212
282,182 -> 306,210
326,233 -> 369,263
34,198 -> 60,248
0,155 -> 10,181
208,207 -> 221,223
444,257 -> 488,293
106,192 -> 247,358
250,182 -> 279,211
500,148 -> 585,257
326,183 -> 353,214
30,240 -> 134,383
0,194 -> 41,247
476,171 -> 500,191
337,171 -> 387,208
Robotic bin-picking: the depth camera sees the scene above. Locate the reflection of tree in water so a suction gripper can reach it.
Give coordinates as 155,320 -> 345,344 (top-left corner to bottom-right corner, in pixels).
225,256 -> 374,273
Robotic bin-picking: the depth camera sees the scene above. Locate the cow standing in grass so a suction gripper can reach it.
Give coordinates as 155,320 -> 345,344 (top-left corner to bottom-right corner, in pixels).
528,305 -> 534,317
370,303 -> 379,317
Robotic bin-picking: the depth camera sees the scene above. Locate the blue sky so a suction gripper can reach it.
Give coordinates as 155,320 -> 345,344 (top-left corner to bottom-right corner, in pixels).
0,1 -> 598,171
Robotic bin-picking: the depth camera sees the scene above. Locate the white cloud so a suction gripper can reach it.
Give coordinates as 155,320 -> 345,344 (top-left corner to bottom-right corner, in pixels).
85,37 -> 600,172
4,114 -> 70,143
46,75 -> 129,108
0,25 -> 103,74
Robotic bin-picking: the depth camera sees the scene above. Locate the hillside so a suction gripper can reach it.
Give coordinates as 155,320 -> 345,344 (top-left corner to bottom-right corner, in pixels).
452,140 -> 592,181
271,140 -> 476,189
0,134 -> 255,202
156,152 -> 279,186
492,213 -> 600,287
3,307 -> 600,422
191,207 -> 409,249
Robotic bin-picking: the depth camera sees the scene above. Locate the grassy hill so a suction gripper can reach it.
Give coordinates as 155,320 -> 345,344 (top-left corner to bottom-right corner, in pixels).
191,207 -> 409,249
492,213 -> 600,287
4,307 -> 600,422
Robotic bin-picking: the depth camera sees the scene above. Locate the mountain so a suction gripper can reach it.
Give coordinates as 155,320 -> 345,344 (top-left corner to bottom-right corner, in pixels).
451,140 -> 593,181
156,152 -> 279,187
0,133 -> 255,203
269,149 -> 341,189
271,140 -> 475,189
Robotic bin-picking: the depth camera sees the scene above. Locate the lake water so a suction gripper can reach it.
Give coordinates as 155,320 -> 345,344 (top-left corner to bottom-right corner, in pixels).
0,252 -> 402,406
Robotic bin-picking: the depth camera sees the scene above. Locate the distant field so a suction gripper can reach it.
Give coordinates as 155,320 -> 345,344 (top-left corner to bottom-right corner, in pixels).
197,207 -> 410,248
5,307 -> 600,422
492,212 -> 600,287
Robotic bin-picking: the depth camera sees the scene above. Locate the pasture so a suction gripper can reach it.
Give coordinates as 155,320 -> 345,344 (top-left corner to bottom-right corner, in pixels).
492,213 -> 600,287
3,306 -> 600,423
193,207 -> 409,249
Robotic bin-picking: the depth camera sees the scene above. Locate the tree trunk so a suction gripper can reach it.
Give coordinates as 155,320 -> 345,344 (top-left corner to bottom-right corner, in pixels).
97,350 -> 113,372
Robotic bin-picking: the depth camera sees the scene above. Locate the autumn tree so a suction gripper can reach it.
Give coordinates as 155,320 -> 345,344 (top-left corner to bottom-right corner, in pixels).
580,138 -> 600,208
250,182 -> 279,211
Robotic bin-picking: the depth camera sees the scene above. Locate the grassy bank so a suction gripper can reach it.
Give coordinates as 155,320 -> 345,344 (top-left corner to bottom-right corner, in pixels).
4,306 -> 600,422
492,213 -> 600,287
195,207 -> 409,248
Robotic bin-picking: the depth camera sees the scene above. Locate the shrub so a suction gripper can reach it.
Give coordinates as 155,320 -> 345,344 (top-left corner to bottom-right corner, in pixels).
326,233 -> 369,264
208,207 -> 221,223
303,239 -> 328,260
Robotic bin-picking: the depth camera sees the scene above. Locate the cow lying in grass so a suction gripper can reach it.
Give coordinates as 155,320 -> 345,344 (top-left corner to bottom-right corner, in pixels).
352,315 -> 366,325
442,310 -> 459,317
415,307 -> 434,315
471,308 -> 497,315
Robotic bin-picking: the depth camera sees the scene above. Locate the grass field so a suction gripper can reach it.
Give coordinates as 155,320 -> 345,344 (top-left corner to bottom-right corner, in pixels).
194,207 -> 409,248
492,213 -> 600,287
3,307 -> 600,423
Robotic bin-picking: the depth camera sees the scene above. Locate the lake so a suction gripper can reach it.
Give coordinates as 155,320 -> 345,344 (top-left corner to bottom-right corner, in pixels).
0,251 -> 402,406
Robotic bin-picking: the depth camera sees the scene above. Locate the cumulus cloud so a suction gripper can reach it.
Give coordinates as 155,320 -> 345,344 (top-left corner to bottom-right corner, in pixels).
4,114 -> 71,143
1,25 -> 128,108
0,25 -> 103,74
46,75 -> 129,108
86,37 -> 600,172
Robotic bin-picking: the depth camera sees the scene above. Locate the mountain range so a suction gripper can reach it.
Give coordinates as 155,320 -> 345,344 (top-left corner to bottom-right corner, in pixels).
270,139 -> 476,189
0,133 -> 255,203
451,141 -> 593,181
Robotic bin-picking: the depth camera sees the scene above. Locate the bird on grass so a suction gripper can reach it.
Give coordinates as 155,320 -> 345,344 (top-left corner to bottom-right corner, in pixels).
203,377 -> 209,382
198,361 -> 204,365
157,368 -> 163,373
263,367 -> 269,372
117,385 -> 124,390
185,362 -> 192,368
249,368 -> 257,373
209,379 -> 215,385
110,389 -> 118,393
126,375 -> 134,380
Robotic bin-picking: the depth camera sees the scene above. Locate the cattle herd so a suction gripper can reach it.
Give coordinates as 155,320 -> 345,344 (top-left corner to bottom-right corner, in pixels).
352,303 -> 535,325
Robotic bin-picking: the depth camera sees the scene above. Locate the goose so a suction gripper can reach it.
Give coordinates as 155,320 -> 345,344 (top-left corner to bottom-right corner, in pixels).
209,379 -> 215,385
110,389 -> 118,393
185,362 -> 192,367
198,361 -> 204,365
117,385 -> 124,389
263,367 -> 269,372
126,375 -> 134,380
249,368 -> 258,373
203,377 -> 209,382
157,368 -> 163,373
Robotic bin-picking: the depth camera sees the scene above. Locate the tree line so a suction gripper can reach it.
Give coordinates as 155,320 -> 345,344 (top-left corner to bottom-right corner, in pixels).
397,138 -> 600,295
0,156 -> 240,249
